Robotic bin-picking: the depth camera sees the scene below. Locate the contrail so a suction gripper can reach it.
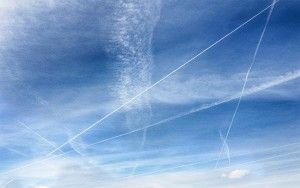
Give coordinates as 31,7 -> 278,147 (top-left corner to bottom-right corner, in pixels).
219,129 -> 230,165
0,179 -> 14,188
17,121 -> 61,151
86,69 -> 300,148
9,68 -> 295,170
130,128 -> 148,176
1,147 -> 27,158
47,2 -> 278,155
215,0 -> 277,168
122,148 -> 300,186
17,111 -> 83,157
133,148 -> 300,179
2,70 -> 299,176
1,1 -> 286,175
75,142 -> 300,188
17,121 -> 76,158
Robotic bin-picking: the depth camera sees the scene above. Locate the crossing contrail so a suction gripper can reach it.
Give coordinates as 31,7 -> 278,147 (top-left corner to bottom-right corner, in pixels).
215,0 -> 277,168
2,69 -> 298,176
74,142 -> 300,188
47,2 -> 278,155
86,69 -> 300,148
135,147 -> 300,179
1,1 -> 285,175
17,121 -> 61,151
219,129 -> 230,165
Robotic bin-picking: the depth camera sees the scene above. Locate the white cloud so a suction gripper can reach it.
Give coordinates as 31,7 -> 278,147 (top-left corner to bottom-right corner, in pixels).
222,169 -> 249,179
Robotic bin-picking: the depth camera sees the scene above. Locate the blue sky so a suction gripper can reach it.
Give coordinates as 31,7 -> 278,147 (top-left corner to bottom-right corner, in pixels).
0,0 -> 300,187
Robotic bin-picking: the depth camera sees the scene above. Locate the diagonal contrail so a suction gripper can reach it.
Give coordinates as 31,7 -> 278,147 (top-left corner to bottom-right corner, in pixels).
1,146 -> 27,158
219,129 -> 230,165
74,142 -> 300,188
2,68 -> 298,176
47,2 -> 278,155
86,69 -> 300,148
2,69 -> 298,181
17,121 -> 61,151
215,0 -> 277,168
0,179 -> 14,188
1,1 -> 284,175
130,128 -> 148,176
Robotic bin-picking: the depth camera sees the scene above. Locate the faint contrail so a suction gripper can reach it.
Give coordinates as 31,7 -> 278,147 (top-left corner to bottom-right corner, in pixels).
134,148 -> 300,179
17,121 -> 76,157
1,2 -> 283,175
17,121 -> 61,151
122,147 -> 300,186
47,2 -> 278,155
74,142 -> 300,188
215,0 -> 277,168
2,70 -> 298,175
0,179 -> 14,188
1,147 -> 27,158
86,69 -> 300,148
219,130 -> 230,165
130,129 -> 148,176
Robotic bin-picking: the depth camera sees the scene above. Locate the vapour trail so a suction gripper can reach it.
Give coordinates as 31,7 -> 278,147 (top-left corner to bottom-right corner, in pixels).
215,0 -> 277,168
1,146 -> 27,158
219,129 -> 230,165
1,2 -> 286,175
75,143 -> 300,188
0,179 -> 14,188
0,101 -> 300,174
60,141 -> 300,188
86,69 -> 300,148
17,121 -> 61,151
131,145 -> 300,178
0,152 -> 66,176
46,2 -> 277,155
130,149 -> 300,181
4,68 -> 297,176
130,129 -> 148,176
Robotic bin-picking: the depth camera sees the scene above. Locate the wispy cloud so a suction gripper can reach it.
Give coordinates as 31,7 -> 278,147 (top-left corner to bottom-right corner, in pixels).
1,0 -> 299,187
108,0 -> 161,128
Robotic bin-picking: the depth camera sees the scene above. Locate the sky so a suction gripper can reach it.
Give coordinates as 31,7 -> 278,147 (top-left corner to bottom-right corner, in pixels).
0,0 -> 300,187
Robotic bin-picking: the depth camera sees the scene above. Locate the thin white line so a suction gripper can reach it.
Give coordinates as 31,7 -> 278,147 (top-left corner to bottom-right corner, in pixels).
75,144 -> 300,188
47,2 -> 277,155
0,152 -> 66,175
0,1 -> 284,176
17,121 -> 60,150
1,146 -> 27,158
215,0 -> 277,168
2,68 -> 298,176
0,179 -> 14,188
85,69 -> 300,148
130,146 -> 300,179
130,128 -> 147,176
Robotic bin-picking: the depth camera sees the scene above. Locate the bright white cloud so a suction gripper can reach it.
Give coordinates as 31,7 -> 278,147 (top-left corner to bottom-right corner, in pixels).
222,169 -> 249,179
